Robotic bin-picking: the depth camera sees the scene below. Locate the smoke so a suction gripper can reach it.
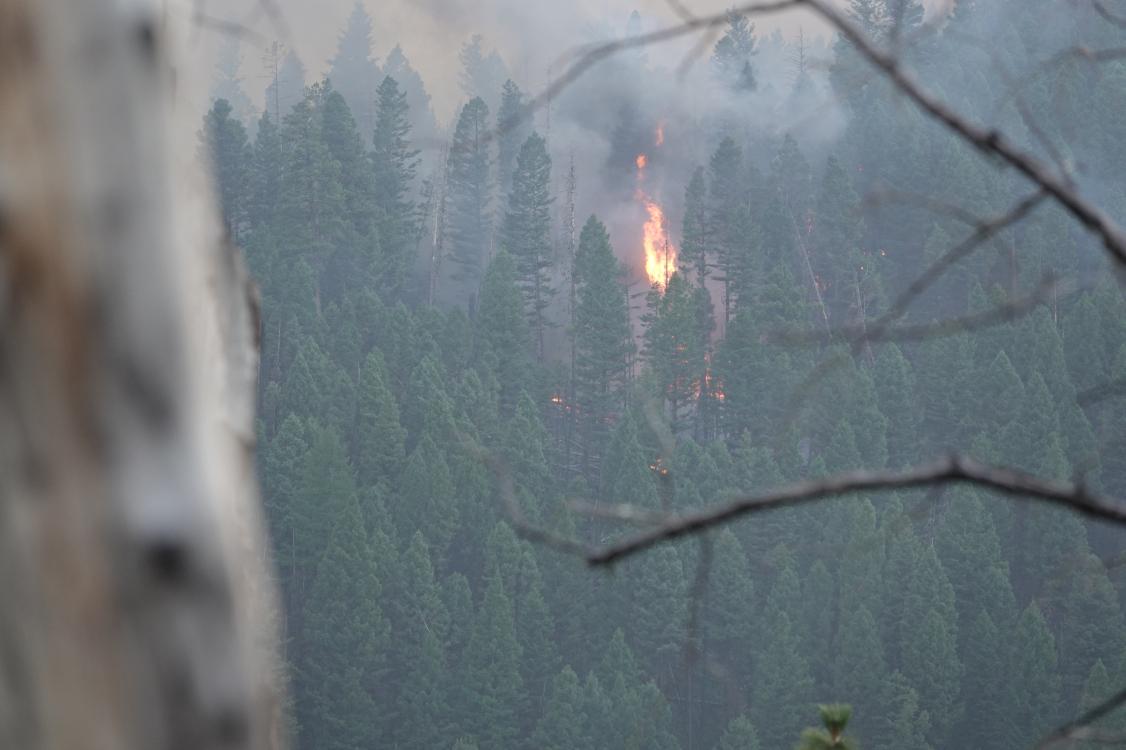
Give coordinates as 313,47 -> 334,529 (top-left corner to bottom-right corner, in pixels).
183,0 -> 951,288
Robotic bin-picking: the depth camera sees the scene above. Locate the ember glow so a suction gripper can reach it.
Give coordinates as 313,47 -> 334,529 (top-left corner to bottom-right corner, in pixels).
635,146 -> 677,290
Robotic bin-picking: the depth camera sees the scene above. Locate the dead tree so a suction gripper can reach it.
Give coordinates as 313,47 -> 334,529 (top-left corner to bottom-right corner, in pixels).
0,1 -> 281,749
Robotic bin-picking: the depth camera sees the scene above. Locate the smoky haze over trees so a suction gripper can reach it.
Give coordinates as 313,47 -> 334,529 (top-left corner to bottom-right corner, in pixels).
192,0 -> 1126,748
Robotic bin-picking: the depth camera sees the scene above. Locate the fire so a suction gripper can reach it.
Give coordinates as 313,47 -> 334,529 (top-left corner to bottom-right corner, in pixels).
635,148 -> 677,290
641,198 -> 676,290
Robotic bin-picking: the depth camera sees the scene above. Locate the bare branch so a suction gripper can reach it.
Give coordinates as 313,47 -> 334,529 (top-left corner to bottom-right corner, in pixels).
799,0 -> 1126,266
1077,376 -> 1126,406
774,274 -> 1066,347
583,455 -> 1126,566
1093,0 -> 1126,29
1035,684 -> 1126,749
772,191 -> 1048,348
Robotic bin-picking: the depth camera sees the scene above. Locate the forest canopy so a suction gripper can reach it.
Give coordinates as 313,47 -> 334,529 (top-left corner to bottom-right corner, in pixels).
196,1 -> 1126,748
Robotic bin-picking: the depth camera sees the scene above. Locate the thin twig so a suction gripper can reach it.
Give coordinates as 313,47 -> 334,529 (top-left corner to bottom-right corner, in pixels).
584,454 -> 1126,565
773,274 -> 1066,347
1035,684 -> 1126,748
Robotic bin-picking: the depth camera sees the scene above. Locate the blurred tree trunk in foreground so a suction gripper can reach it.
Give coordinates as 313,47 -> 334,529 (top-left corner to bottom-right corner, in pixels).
0,1 -> 282,749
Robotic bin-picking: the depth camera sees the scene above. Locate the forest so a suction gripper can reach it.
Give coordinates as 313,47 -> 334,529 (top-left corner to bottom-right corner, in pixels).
197,1 -> 1126,748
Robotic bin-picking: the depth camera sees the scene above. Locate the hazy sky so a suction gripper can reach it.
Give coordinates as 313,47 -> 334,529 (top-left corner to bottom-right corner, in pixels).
184,0 -> 951,122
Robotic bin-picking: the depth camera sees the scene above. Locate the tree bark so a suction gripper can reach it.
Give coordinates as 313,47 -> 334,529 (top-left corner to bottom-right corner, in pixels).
0,1 -> 282,749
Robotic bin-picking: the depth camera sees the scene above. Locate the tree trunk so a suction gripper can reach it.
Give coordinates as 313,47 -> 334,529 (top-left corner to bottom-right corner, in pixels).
0,1 -> 283,749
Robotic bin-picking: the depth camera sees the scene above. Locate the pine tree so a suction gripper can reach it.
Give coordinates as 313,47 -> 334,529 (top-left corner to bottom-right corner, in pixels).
643,273 -> 711,434
391,532 -> 451,750
444,97 -> 492,308
458,35 -> 509,107
501,132 -> 554,358
718,715 -> 761,750
327,2 -> 381,139
879,671 -> 933,750
531,667 -> 591,750
957,611 -> 1014,749
201,98 -> 251,240
397,433 -> 458,560
753,600 -> 814,749
354,351 -> 406,488
600,413 -> 659,508
1012,602 -> 1062,747
298,492 -> 389,750
812,155 -> 867,324
680,167 -> 709,285
712,12 -> 758,92
475,250 -> 533,412
382,45 -> 439,148
496,80 -> 530,200
796,704 -> 858,750
832,606 -> 888,742
460,575 -> 524,748
276,86 -> 349,313
573,216 -> 634,475
288,422 -> 357,612
371,76 -> 420,300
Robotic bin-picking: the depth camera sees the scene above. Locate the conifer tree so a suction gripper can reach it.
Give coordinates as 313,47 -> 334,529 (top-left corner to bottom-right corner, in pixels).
680,167 -> 709,286
812,155 -> 866,323
475,250 -> 533,412
382,45 -> 439,148
201,98 -> 251,241
573,216 -> 634,474
327,1 -> 381,138
797,704 -> 857,750
530,666 -> 591,750
391,532 -> 451,750
299,492 -> 389,750
718,715 -> 761,750
354,351 -> 406,488
1012,603 -> 1062,746
501,132 -> 554,358
371,76 -> 420,300
712,12 -> 758,92
754,599 -> 814,748
460,575 -> 524,748
397,433 -> 458,559
445,97 -> 492,308
496,80 -> 530,200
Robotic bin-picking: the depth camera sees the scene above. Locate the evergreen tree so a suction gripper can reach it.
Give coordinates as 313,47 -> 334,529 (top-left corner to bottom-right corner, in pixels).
475,251 -> 533,412
530,667 -> 591,750
382,45 -> 439,148
299,492 -> 389,750
712,12 -> 758,92
718,715 -> 760,750
371,76 -> 420,300
460,575 -> 524,748
496,80 -> 530,200
391,532 -> 451,750
445,97 -> 492,308
354,351 -> 406,488
1012,603 -> 1062,747
326,1 -> 381,138
201,98 -> 251,240
501,132 -> 555,357
573,217 -> 634,474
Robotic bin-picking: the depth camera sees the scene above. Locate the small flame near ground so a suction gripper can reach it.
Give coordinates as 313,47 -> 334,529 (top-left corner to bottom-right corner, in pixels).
635,137 -> 677,290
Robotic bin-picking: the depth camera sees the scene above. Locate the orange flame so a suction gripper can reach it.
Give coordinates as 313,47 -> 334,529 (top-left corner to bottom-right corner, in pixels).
642,198 -> 677,290
635,151 -> 677,290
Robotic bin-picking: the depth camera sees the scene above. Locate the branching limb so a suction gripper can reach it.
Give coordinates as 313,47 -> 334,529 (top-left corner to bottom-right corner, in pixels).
770,191 -> 1049,347
1035,685 -> 1126,748
581,455 -> 1126,566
